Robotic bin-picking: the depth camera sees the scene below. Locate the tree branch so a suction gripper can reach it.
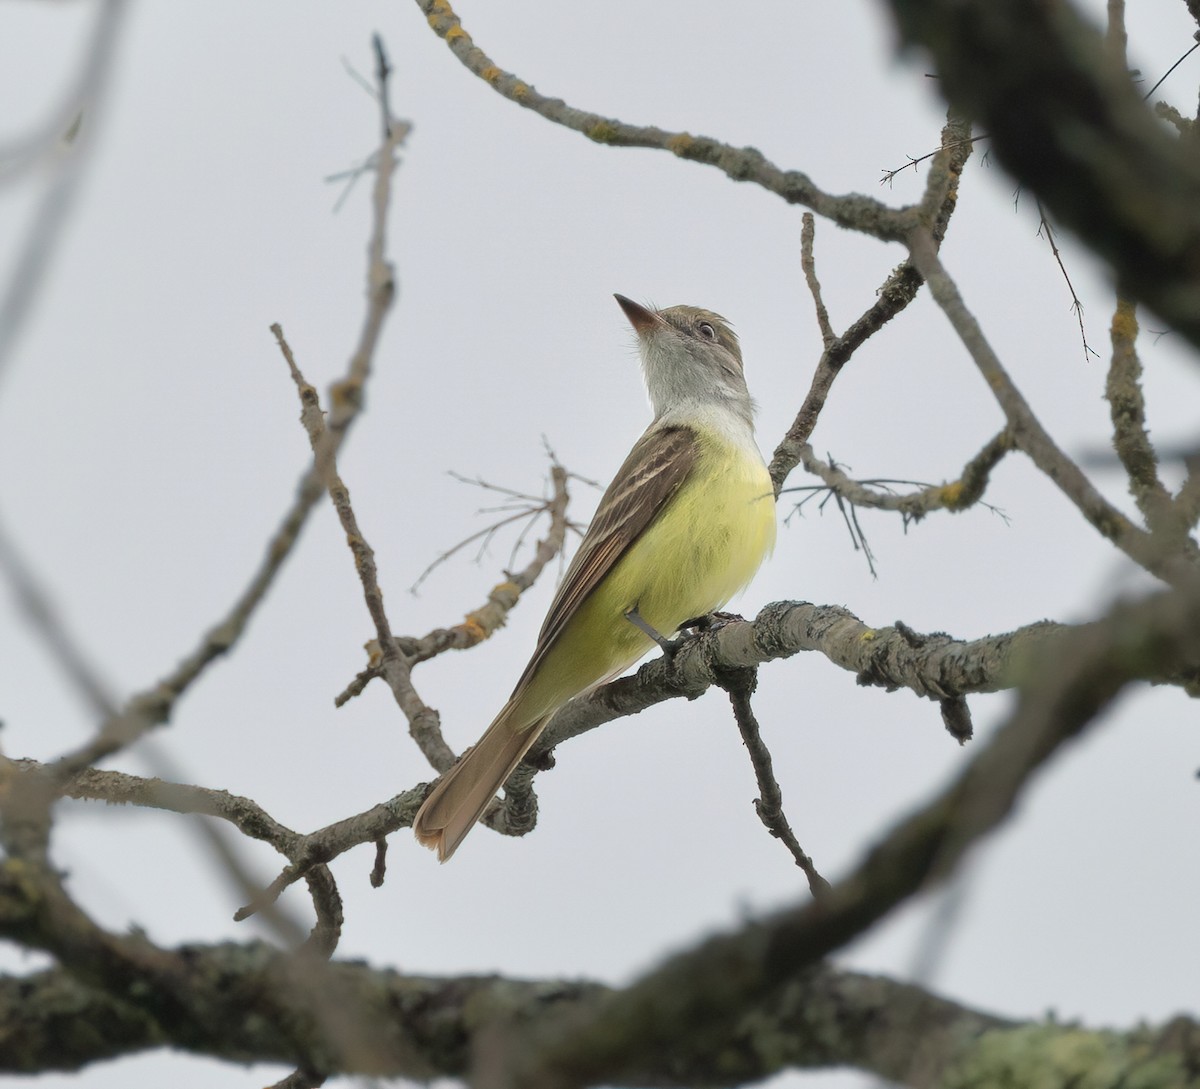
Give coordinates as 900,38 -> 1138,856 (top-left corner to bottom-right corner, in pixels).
1104,296 -> 1181,538
768,112 -> 973,492
907,229 -> 1200,586
790,427 -> 1014,522
414,0 -> 917,242
714,665 -> 829,896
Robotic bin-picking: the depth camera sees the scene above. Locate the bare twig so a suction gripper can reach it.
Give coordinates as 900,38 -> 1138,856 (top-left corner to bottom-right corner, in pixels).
769,113 -> 974,492
369,837 -> 388,889
880,133 -> 984,185
29,63 -> 412,783
333,458 -> 572,778
410,461 -> 579,594
715,666 -> 829,897
799,214 -> 835,347
1035,201 -> 1098,360
272,40 -> 426,757
1141,41 -> 1200,102
233,787 -> 426,920
279,329 -> 439,763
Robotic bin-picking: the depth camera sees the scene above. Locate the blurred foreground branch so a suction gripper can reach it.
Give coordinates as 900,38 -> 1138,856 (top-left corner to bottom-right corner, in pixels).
885,0 -> 1200,351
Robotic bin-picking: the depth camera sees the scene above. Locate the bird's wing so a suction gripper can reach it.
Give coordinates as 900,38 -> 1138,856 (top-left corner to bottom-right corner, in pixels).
512,424 -> 698,690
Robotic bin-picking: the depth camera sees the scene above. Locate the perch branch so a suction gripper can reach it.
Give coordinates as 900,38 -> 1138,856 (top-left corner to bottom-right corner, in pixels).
242,593 -> 1200,913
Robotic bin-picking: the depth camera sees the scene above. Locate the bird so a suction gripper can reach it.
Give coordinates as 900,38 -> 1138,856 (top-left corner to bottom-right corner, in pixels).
412,294 -> 776,860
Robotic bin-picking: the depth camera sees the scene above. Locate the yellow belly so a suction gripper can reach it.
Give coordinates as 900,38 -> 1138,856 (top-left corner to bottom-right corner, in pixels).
514,430 -> 776,723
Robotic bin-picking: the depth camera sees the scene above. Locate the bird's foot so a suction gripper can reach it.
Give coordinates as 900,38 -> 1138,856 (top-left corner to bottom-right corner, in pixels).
625,608 -> 745,660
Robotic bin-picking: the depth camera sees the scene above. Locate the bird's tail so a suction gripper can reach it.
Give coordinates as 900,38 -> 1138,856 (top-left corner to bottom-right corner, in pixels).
412,709 -> 549,862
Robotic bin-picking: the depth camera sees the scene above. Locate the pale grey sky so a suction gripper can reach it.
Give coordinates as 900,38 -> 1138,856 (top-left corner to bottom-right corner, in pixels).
2,3 -> 1198,1088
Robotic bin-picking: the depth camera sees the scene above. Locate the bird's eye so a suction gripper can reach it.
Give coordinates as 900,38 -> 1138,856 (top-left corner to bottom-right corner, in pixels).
697,322 -> 717,341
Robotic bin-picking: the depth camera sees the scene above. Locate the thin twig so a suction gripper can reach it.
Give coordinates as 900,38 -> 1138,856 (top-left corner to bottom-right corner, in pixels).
716,666 -> 829,897
1035,201 -> 1097,360
800,214 -> 835,347
279,328 -> 436,760
274,40 -> 425,751
332,457 -> 572,779
27,82 -> 410,782
1141,41 -> 1200,102
879,134 -> 984,185
769,113 -> 975,493
410,463 -> 579,594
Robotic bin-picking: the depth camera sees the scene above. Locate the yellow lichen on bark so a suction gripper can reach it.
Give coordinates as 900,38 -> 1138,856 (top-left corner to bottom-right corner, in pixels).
1110,296 -> 1139,343
667,133 -> 695,157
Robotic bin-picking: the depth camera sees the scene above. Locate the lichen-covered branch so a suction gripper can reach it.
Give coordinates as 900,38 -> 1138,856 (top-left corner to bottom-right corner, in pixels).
6,934 -> 1193,1088
538,603 -> 1060,754
0,953 -> 1014,1084
113,601 -> 1121,920
1105,297 -> 1183,541
791,428 -> 1014,522
415,0 -> 917,242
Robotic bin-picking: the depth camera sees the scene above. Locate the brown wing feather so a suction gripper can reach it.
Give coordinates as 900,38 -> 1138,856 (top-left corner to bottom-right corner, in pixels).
509,425 -> 697,694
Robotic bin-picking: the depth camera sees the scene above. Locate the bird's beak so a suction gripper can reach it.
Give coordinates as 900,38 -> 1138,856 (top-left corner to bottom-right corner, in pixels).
614,294 -> 660,335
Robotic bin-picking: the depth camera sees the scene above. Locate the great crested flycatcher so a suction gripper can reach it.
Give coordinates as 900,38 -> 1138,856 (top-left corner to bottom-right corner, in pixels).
413,295 -> 776,860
